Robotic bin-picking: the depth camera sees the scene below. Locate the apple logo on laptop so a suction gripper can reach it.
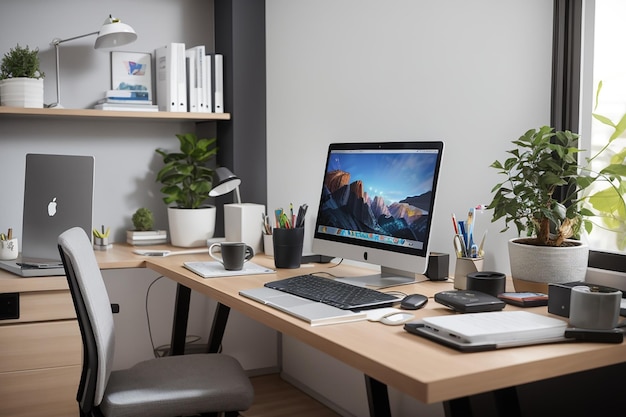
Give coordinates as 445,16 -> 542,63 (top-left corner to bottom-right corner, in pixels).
47,197 -> 57,217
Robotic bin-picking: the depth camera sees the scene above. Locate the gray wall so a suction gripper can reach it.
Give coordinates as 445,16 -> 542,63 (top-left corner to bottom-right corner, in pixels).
266,1 -> 553,415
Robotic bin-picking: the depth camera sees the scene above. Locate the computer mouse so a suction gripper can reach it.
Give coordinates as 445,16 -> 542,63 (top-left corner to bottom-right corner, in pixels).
400,293 -> 428,310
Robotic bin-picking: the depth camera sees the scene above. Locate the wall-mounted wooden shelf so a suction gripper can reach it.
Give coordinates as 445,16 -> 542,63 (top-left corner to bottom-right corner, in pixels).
0,106 -> 231,121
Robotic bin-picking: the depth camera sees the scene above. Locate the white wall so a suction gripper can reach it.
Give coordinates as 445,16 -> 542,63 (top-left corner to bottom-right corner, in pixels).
266,1 -> 554,415
0,0 -> 277,372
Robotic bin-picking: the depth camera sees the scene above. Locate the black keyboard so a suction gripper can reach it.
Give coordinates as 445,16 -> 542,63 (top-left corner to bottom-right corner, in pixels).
264,274 -> 399,310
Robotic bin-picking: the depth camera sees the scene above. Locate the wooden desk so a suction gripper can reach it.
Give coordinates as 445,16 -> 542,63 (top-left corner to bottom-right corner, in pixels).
135,247 -> 626,416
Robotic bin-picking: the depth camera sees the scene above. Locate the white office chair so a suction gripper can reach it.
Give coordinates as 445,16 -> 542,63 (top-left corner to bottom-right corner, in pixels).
58,227 -> 254,417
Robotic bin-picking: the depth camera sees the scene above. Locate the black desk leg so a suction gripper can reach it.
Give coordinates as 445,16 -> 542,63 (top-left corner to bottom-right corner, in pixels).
493,387 -> 521,417
443,397 -> 472,417
443,387 -> 521,417
170,283 -> 191,356
365,375 -> 392,417
207,303 -> 230,353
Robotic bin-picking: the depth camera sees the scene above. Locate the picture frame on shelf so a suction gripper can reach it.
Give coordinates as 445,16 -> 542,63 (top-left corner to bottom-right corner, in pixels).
110,51 -> 152,97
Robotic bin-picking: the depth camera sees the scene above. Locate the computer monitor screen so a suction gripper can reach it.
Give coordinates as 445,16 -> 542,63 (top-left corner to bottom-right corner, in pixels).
312,141 -> 444,288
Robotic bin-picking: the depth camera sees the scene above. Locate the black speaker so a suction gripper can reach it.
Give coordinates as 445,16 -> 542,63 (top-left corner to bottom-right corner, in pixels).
426,252 -> 449,281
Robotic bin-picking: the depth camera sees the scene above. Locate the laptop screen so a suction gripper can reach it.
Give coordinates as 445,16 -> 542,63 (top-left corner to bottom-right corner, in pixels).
21,154 -> 94,263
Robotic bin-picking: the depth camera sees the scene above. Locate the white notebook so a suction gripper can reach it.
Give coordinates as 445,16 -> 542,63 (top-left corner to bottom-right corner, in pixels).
405,311 -> 569,352
184,261 -> 274,278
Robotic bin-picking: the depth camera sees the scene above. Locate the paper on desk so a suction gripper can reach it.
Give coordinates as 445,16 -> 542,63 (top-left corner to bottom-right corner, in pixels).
184,261 -> 274,278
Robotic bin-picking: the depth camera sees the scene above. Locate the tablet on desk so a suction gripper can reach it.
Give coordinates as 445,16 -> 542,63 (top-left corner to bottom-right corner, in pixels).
404,311 -> 569,352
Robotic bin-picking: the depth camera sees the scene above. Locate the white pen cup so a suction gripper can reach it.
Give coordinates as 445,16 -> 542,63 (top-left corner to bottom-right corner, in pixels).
454,257 -> 484,290
0,238 -> 19,260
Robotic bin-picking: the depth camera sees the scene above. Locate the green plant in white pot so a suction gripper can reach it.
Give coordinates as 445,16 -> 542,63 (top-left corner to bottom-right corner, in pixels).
488,117 -> 626,292
487,126 -> 592,292
0,44 -> 45,108
156,133 -> 218,247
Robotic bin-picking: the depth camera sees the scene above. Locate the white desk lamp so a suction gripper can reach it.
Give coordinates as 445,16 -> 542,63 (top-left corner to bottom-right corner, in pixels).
209,167 -> 265,254
48,15 -> 137,108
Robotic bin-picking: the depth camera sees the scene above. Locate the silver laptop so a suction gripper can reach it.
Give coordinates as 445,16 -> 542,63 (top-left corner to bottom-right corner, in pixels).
0,154 -> 94,277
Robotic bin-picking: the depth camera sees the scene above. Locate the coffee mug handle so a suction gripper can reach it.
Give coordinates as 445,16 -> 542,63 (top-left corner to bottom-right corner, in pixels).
208,243 -> 223,265
244,245 -> 254,261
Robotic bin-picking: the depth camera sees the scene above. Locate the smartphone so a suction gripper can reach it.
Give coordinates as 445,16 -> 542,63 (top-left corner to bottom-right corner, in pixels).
498,292 -> 549,307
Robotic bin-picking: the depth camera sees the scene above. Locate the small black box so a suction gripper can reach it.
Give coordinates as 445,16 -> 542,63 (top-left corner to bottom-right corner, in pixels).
547,282 -> 584,317
426,252 -> 449,281
434,290 -> 505,313
547,281 -> 620,318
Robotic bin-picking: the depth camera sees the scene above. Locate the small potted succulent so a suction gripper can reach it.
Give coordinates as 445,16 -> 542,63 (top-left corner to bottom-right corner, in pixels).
132,207 -> 155,231
155,133 -> 218,247
0,44 -> 45,108
126,208 -> 168,245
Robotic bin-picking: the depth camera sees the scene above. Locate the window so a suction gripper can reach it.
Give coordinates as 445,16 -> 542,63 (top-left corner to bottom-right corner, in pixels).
579,0 -> 626,258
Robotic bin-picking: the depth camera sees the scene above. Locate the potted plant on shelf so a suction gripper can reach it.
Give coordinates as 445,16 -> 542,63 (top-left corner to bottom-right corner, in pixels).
0,44 -> 45,108
488,116 -> 626,292
156,133 -> 218,247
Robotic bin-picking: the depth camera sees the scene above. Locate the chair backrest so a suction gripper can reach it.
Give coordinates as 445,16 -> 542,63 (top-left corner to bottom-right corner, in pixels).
58,227 -> 115,409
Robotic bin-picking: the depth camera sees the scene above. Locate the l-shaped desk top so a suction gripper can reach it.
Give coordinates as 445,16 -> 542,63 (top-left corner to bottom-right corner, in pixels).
2,243 -> 625,406
105,244 -> 626,405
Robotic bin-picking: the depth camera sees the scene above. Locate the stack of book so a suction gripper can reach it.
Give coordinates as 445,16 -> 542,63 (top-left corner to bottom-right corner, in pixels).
95,90 -> 158,112
126,230 -> 168,246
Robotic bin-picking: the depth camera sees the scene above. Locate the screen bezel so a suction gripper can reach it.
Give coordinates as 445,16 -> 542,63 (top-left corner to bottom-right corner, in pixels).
312,141 -> 444,279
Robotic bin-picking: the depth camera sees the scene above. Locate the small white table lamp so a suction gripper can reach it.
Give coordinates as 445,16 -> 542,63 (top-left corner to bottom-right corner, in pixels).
209,167 -> 265,254
48,15 -> 137,108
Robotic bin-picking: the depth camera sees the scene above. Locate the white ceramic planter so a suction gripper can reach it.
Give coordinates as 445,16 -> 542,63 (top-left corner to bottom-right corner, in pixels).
167,206 -> 216,247
0,77 -> 44,108
508,238 -> 589,292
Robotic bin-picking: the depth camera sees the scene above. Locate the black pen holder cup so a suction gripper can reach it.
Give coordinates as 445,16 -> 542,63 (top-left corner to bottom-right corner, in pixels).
273,227 -> 305,269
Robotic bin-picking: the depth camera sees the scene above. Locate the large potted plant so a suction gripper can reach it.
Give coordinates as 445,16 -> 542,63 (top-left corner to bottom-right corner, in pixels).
156,133 -> 218,247
488,119 -> 626,292
487,126 -> 592,292
0,44 -> 45,108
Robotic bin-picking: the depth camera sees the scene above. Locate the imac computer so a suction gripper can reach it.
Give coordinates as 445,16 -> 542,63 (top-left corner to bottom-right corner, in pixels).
311,141 -> 444,288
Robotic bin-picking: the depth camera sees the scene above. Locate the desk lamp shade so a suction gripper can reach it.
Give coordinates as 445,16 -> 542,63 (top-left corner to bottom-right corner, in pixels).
94,15 -> 137,49
209,167 -> 242,204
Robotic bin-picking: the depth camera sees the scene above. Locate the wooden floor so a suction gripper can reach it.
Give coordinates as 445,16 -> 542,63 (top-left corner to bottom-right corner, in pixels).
241,374 -> 342,417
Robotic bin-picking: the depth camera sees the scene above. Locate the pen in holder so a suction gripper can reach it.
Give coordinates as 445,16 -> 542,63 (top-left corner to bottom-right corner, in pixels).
93,225 -> 112,251
454,257 -> 484,290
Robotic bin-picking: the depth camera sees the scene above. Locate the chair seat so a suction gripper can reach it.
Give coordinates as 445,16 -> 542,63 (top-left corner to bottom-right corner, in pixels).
100,353 -> 254,417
